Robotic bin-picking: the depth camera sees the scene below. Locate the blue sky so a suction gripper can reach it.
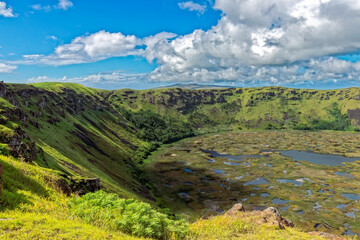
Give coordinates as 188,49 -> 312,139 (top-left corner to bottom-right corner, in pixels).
1,0 -> 360,89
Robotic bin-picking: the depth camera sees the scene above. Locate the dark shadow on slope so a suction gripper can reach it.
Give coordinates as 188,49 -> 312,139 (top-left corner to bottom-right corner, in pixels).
146,160 -> 263,217
0,159 -> 49,210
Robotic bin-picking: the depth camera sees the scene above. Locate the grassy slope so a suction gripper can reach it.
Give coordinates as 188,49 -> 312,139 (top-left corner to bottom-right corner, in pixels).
109,86 -> 360,130
4,83 -> 150,200
0,154 -> 145,240
0,153 -> 330,239
0,83 -> 359,201
0,83 -> 359,239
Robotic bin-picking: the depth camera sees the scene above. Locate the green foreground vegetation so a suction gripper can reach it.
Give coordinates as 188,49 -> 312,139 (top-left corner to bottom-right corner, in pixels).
0,82 -> 359,239
0,154 -> 330,239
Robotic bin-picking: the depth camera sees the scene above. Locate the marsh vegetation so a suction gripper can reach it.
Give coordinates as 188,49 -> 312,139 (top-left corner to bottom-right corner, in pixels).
145,131 -> 360,236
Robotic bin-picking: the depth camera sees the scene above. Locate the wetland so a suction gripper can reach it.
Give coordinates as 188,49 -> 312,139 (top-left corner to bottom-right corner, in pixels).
145,131 -> 360,236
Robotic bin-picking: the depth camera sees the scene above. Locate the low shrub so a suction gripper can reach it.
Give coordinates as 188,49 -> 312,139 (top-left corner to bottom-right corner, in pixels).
68,190 -> 189,239
0,144 -> 9,156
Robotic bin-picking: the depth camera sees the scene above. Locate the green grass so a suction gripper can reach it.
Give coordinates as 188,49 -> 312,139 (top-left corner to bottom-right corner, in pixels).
0,154 -> 154,239
0,153 -> 335,239
188,214 -> 325,240
0,83 -> 360,239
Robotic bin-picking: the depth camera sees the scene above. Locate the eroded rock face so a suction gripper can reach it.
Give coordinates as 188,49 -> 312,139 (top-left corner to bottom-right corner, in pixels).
72,178 -> 101,195
348,108 -> 360,125
8,127 -> 37,162
54,176 -> 101,196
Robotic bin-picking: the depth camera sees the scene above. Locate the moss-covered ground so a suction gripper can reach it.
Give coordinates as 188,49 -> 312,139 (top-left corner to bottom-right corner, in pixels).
145,131 -> 360,235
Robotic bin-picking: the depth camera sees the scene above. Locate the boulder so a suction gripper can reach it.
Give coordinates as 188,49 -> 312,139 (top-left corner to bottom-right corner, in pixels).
261,207 -> 294,229
225,204 -> 294,230
225,203 -> 245,216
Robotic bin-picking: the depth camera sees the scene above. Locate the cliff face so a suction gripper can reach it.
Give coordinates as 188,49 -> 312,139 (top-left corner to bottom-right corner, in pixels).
0,82 -> 359,200
0,82 -> 152,200
110,86 -> 360,130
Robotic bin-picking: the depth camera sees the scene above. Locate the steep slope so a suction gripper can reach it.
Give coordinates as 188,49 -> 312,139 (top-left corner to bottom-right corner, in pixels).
0,82 -> 152,200
0,82 -> 358,239
109,87 -> 360,131
0,82 -> 360,202
0,151 -> 336,240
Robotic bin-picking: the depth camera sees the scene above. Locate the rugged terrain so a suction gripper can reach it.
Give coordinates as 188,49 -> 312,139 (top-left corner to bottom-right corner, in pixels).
0,82 -> 359,239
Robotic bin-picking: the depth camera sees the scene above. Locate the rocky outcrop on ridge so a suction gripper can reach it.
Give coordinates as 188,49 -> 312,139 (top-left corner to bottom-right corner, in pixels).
225,204 -> 294,229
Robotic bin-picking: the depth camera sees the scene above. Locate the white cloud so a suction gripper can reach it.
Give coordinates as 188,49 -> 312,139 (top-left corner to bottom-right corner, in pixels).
12,0 -> 360,85
29,31 -> 141,65
48,35 -> 58,40
179,1 -> 207,14
146,0 -> 360,83
27,72 -> 147,84
0,63 -> 17,73
57,0 -> 73,10
19,30 -> 177,66
0,1 -> 15,17
23,54 -> 44,59
31,4 -> 52,12
32,0 -> 73,12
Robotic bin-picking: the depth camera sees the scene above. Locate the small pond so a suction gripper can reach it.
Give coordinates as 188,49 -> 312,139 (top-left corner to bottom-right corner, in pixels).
276,150 -> 360,166
200,149 -> 265,161
342,193 -> 360,201
243,177 -> 269,186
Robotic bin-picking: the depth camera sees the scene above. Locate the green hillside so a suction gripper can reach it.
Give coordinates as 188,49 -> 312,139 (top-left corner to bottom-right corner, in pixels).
0,81 -> 359,239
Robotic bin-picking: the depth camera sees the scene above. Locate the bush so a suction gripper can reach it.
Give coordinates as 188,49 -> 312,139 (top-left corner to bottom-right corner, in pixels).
69,191 -> 188,239
308,103 -> 351,131
294,123 -> 312,130
0,144 -> 9,156
119,107 -> 195,143
135,142 -> 160,163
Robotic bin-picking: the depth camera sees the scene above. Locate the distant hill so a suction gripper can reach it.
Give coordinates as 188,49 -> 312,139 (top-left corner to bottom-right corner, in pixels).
155,83 -> 235,89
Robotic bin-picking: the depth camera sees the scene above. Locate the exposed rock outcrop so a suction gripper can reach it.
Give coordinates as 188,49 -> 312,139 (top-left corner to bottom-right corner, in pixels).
261,207 -> 294,229
54,176 -> 101,196
8,127 -> 37,162
348,108 -> 360,125
71,178 -> 101,195
224,204 -> 347,239
225,204 -> 294,230
225,203 -> 245,216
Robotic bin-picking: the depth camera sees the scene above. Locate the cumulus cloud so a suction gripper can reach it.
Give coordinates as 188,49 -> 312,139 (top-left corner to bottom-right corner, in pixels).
26,31 -> 142,65
146,0 -> 360,83
28,71 -> 147,85
20,31 -> 178,66
57,0 -> 73,10
16,0 -> 360,84
178,1 -> 207,14
47,35 -> 58,40
0,63 -> 17,73
0,1 -> 15,17
31,0 -> 73,12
